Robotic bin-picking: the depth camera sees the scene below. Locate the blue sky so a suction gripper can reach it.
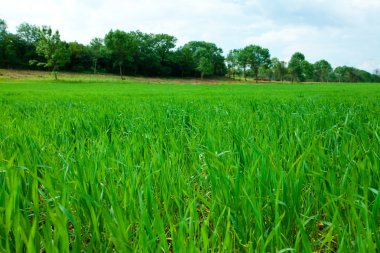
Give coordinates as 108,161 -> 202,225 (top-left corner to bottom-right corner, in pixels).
1,0 -> 379,72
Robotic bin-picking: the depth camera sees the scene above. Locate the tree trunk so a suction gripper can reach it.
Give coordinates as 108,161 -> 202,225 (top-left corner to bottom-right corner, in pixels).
52,66 -> 58,80
201,72 -> 204,80
119,64 -> 123,79
94,59 -> 97,74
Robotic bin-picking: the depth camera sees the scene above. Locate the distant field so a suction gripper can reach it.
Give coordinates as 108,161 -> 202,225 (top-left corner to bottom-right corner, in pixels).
0,78 -> 379,252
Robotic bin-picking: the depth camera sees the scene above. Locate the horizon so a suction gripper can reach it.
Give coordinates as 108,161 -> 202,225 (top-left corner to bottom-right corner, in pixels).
1,0 -> 380,72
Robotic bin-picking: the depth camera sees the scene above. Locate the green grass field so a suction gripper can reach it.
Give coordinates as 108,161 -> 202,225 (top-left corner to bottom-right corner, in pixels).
0,78 -> 379,252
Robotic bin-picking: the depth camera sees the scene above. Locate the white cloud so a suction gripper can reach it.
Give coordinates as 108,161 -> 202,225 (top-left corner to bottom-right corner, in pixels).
245,25 -> 349,66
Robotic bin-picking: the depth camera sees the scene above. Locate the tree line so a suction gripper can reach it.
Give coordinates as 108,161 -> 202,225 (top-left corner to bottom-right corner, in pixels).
1,19 -> 379,82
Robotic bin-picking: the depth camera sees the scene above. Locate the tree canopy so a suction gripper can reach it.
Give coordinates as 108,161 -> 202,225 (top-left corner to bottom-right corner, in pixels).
242,45 -> 271,83
29,26 -> 70,79
0,18 -> 378,82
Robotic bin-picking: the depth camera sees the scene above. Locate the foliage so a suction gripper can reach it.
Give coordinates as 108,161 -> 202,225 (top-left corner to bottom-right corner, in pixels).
181,41 -> 226,78
0,18 -> 378,82
335,66 -> 377,83
271,57 -> 287,81
197,56 -> 214,79
226,49 -> 240,79
237,47 -> 250,80
89,38 -> 105,74
151,33 -> 177,75
30,26 -> 70,79
314,60 -> 333,82
288,52 -> 306,82
175,46 -> 195,77
104,30 -> 136,78
66,42 -> 92,72
16,23 -> 40,44
0,19 -> 7,37
242,45 -> 271,82
302,60 -> 314,81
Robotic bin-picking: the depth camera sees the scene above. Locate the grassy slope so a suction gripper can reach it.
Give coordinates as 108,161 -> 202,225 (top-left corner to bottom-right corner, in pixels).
0,78 -> 379,252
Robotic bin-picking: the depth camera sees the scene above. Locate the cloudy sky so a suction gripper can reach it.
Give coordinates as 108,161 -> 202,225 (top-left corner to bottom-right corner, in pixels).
1,0 -> 379,71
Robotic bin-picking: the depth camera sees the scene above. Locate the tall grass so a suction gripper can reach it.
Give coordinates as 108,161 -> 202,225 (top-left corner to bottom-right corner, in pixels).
0,81 -> 379,252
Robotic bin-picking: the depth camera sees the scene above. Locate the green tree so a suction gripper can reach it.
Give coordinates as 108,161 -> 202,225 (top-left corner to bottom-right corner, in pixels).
288,52 -> 306,82
237,49 -> 250,81
152,34 -> 176,69
313,60 -> 333,82
0,19 -> 7,37
30,26 -> 70,79
226,49 -> 240,79
181,41 -> 225,78
16,23 -> 40,69
335,66 -> 360,82
373,70 -> 380,82
271,57 -> 287,81
197,56 -> 214,79
89,38 -> 105,74
333,66 -> 374,82
104,30 -> 137,79
16,23 -> 40,44
0,20 -> 33,69
302,60 -> 314,81
67,42 -> 92,72
334,66 -> 345,82
0,19 -> 8,67
174,46 -> 194,77
129,32 -> 177,76
243,45 -> 271,83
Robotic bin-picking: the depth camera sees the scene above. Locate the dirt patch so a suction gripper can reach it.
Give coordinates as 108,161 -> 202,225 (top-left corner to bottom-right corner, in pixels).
0,69 -> 276,85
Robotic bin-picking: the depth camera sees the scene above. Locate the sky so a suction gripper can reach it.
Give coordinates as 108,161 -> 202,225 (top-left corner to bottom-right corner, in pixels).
1,0 -> 379,72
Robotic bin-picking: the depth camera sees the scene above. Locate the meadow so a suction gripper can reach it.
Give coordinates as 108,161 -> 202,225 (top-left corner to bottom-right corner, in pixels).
0,76 -> 379,252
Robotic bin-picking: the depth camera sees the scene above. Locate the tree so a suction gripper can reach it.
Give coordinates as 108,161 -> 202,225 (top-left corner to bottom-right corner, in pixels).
152,34 -> 176,67
333,66 -> 374,83
193,47 -> 211,79
237,49 -> 250,81
302,60 -> 314,81
104,30 -> 138,79
313,60 -> 333,82
0,20 -> 28,69
0,19 -> 8,67
89,38 -> 105,74
226,49 -> 240,79
16,23 -> 40,44
288,52 -> 306,82
373,71 -> 380,82
197,56 -> 214,79
243,45 -> 271,83
0,19 -> 7,36
271,57 -> 287,81
174,46 -> 194,77
181,41 -> 226,78
16,23 -> 40,69
30,26 -> 70,79
67,42 -> 92,72
128,32 -> 177,76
